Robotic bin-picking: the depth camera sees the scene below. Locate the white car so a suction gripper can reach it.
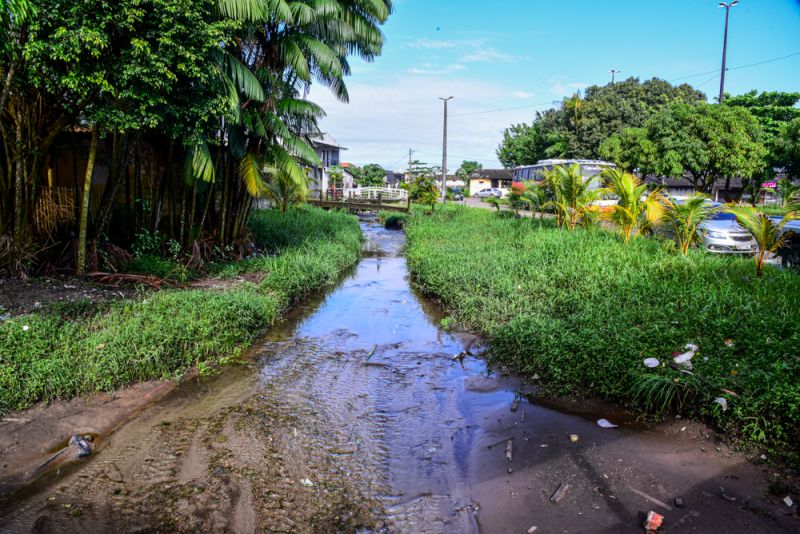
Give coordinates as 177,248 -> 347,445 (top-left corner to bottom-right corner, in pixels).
474,188 -> 503,198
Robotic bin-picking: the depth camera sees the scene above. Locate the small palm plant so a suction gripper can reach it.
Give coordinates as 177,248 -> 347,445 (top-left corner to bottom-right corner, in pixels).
776,178 -> 800,208
663,194 -> 719,255
726,205 -> 794,276
600,168 -> 666,244
544,164 -> 599,230
523,182 -> 550,219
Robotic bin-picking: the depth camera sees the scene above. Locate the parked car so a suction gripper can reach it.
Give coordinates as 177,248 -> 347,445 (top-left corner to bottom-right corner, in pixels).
699,210 -> 757,254
474,188 -> 503,198
770,216 -> 800,272
449,187 -> 464,201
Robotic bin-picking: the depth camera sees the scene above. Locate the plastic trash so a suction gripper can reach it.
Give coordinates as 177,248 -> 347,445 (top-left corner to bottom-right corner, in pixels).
68,435 -> 92,458
597,418 -> 618,428
714,397 -> 728,412
300,478 -> 314,487
550,482 -> 570,503
784,496 -> 794,507
569,434 -> 579,443
527,526 -> 538,533
643,358 -> 660,368
643,511 -> 664,533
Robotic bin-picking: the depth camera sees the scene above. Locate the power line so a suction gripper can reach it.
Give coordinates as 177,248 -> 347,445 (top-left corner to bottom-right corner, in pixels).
670,50 -> 800,82
450,101 -> 559,118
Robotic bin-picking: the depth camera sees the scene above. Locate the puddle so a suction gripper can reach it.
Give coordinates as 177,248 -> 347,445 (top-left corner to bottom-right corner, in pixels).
1,215 -> 794,533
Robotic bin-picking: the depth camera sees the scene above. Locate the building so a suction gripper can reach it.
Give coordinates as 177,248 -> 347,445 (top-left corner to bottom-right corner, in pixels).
468,169 -> 513,196
308,133 -> 347,197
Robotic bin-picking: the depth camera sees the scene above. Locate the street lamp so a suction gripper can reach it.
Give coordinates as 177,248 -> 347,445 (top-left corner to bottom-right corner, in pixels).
609,69 -> 621,84
718,1 -> 739,103
439,96 -> 453,204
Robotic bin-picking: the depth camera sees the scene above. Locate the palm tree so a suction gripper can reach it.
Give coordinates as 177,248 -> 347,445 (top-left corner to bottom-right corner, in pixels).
775,178 -> 800,208
523,182 -> 550,219
663,194 -> 719,255
544,164 -> 600,230
600,168 -> 666,244
726,205 -> 794,276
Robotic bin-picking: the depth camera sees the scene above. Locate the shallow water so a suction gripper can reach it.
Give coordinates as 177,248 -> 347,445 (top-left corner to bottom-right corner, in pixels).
1,216 -> 793,533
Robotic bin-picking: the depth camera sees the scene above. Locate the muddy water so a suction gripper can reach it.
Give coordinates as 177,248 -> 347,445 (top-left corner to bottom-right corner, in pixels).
1,217 -> 796,533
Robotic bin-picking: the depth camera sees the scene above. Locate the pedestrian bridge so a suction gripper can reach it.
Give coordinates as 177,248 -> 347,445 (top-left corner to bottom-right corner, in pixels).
308,187 -> 410,213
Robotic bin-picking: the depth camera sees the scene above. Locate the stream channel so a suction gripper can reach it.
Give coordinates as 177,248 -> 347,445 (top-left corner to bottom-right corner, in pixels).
0,216 -> 794,533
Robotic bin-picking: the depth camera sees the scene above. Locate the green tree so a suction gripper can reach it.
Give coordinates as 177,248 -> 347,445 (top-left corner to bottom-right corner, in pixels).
774,118 -> 800,179
411,174 -> 438,212
775,177 -> 800,208
645,102 -> 768,195
523,182 -> 550,219
356,164 -> 387,187
544,164 -> 601,230
456,160 -> 482,180
599,127 -> 658,178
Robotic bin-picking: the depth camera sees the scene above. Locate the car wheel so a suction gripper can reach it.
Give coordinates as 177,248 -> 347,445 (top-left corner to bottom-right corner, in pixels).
782,251 -> 800,273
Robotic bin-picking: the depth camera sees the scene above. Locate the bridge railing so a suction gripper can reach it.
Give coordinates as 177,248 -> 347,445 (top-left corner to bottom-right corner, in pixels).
342,187 -> 408,202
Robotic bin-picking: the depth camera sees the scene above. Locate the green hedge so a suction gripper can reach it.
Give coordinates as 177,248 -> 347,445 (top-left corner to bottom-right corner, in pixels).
0,207 -> 362,415
405,207 -> 800,458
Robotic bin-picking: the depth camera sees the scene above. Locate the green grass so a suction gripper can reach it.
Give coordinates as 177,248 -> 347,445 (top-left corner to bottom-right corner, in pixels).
405,206 -> 800,458
0,207 -> 362,415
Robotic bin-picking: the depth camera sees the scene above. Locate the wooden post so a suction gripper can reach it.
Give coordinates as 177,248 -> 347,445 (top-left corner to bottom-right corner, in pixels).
378,192 -> 382,211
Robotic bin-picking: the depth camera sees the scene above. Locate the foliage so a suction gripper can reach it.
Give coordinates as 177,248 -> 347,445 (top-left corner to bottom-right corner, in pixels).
0,207 -> 361,414
775,177 -> 800,208
496,77 -> 706,166
600,168 -> 666,243
408,174 -> 438,212
350,164 -> 387,187
507,182 -> 526,216
456,160 -> 482,180
639,102 -> 767,194
726,205 -> 794,276
404,206 -> 800,457
774,118 -> 800,179
662,194 -> 719,255
522,182 -> 550,219
543,164 -> 600,230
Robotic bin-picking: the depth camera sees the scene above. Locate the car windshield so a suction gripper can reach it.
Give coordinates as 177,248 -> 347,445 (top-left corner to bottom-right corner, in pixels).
711,212 -> 737,221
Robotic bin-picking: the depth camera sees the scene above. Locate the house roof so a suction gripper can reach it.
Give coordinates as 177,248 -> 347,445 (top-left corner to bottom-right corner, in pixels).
469,169 -> 513,181
642,175 -> 745,189
310,132 -> 347,150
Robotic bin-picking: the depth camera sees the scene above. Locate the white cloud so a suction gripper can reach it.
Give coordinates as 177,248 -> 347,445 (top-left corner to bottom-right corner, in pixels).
410,37 -> 486,49
460,48 -> 517,63
549,82 -> 588,97
512,91 -> 535,99
308,76 -> 524,170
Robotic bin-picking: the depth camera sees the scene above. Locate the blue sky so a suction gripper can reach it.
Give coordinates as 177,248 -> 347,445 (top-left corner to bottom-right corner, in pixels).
309,0 -> 800,171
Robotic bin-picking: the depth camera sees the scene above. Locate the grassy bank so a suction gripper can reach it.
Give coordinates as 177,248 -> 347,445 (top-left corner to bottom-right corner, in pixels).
0,207 -> 362,415
405,207 -> 800,457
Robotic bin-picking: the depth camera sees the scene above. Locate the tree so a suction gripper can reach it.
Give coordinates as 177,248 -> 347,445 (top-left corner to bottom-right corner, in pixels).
774,118 -> 800,179
523,182 -> 550,219
662,194 -> 718,255
507,183 -> 526,216
775,178 -> 800,208
600,168 -> 666,244
456,160 -> 482,180
726,205 -> 794,276
355,164 -> 387,187
599,127 -> 658,178
411,174 -> 438,212
644,102 -> 768,195
544,164 -> 601,230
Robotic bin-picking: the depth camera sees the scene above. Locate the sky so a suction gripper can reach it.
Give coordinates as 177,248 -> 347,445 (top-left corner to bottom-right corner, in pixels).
309,0 -> 800,171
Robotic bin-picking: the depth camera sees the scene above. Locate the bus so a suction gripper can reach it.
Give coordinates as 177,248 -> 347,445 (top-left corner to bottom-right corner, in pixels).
512,159 -> 616,186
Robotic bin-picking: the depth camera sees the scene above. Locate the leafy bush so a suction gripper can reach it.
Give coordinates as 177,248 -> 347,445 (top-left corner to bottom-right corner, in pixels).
405,207 -> 800,458
0,207 -> 362,415
126,254 -> 194,282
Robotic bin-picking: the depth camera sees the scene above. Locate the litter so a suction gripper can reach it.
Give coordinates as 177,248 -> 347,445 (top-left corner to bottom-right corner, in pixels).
69,435 -> 93,458
527,526 -> 538,533
714,397 -> 728,412
550,482 -> 570,503
505,439 -> 513,462
643,511 -> 664,533
719,487 -> 736,502
300,478 -> 314,487
784,496 -> 794,507
674,496 -> 685,508
569,434 -> 579,443
724,339 -> 735,347
643,358 -> 660,368
597,418 -> 618,428
22,325 -> 29,331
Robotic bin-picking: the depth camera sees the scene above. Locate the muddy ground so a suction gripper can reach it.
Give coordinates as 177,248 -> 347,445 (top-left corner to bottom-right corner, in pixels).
1,219 -> 798,533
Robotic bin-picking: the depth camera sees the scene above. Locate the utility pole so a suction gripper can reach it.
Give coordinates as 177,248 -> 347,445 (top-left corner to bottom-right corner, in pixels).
407,148 -> 413,183
718,1 -> 739,103
609,69 -> 621,84
439,96 -> 453,204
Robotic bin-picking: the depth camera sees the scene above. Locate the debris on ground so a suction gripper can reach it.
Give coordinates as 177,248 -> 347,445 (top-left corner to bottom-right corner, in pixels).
674,497 -> 685,508
550,482 -> 570,503
643,358 -> 660,368
629,487 -> 672,511
569,434 -> 579,443
643,510 -> 664,533
673,343 -> 698,370
69,435 -> 93,458
784,496 -> 794,507
719,487 -> 737,502
597,418 -> 618,428
526,526 -> 538,533
714,397 -> 729,412
510,397 -> 520,412
505,439 -> 513,462
300,478 -> 315,487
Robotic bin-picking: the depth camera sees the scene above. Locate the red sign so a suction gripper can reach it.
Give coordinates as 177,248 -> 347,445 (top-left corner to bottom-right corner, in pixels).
761,181 -> 777,188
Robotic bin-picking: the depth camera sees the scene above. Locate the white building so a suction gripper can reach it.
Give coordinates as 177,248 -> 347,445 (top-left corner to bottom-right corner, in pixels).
308,133 -> 347,197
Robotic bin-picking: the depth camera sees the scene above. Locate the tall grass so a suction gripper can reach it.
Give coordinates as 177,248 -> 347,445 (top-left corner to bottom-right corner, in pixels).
405,207 -> 800,457
0,207 -> 362,415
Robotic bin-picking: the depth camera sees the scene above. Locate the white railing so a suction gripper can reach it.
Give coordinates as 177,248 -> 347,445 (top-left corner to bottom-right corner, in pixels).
343,187 -> 408,202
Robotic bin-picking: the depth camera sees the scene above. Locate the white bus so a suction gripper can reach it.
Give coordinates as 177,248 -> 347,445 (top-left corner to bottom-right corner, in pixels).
512,159 -> 616,185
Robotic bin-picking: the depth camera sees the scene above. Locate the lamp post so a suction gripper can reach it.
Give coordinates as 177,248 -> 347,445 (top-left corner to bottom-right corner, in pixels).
718,1 -> 739,103
439,96 -> 453,204
609,69 -> 621,84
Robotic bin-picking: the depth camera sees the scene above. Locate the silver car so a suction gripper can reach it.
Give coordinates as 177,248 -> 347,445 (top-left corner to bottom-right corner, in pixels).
474,188 -> 503,198
699,211 -> 756,254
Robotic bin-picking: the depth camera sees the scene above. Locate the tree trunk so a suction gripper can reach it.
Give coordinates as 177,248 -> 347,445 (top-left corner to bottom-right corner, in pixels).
77,125 -> 99,274
93,133 -> 133,241
13,118 -> 24,243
